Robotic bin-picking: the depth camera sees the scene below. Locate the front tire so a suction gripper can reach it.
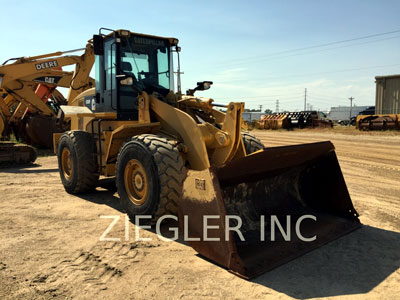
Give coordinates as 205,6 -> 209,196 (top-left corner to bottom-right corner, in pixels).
57,131 -> 99,194
116,134 -> 186,222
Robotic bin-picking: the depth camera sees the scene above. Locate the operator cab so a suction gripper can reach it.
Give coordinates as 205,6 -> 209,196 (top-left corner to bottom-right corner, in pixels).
90,29 -> 179,120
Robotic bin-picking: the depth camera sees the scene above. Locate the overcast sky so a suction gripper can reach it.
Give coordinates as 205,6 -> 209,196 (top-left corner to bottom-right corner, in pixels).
1,0 -> 399,112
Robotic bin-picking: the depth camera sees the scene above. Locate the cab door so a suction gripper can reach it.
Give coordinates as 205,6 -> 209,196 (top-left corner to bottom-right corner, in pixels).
104,39 -> 118,112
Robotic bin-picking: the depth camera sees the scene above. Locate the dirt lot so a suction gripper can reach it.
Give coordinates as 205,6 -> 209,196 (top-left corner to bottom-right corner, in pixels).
1,129 -> 399,300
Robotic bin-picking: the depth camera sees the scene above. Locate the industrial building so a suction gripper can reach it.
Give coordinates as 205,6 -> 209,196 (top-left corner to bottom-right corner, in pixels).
375,74 -> 400,114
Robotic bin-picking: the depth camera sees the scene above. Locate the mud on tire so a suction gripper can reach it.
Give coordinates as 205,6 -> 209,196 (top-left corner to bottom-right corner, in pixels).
116,134 -> 187,222
57,131 -> 99,194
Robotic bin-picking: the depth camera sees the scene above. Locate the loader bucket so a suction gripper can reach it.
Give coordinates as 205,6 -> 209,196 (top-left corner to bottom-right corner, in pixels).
25,114 -> 67,148
179,141 -> 361,279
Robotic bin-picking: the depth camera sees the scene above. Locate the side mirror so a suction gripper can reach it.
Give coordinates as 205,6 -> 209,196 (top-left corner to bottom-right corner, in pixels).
186,81 -> 213,96
196,81 -> 213,91
93,35 -> 104,56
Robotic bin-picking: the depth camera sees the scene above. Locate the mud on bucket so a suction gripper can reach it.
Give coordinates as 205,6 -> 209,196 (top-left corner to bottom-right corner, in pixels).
179,141 -> 361,279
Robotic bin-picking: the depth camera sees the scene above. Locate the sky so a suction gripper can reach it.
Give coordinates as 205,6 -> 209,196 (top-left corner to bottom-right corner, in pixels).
1,0 -> 400,112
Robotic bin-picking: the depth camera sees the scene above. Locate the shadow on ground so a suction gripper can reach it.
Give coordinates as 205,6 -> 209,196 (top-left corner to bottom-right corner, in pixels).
252,225 -> 400,299
0,166 -> 59,173
73,178 -> 125,213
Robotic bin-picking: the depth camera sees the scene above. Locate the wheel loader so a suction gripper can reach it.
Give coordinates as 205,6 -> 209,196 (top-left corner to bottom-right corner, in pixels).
53,28 -> 361,278
0,46 -> 95,164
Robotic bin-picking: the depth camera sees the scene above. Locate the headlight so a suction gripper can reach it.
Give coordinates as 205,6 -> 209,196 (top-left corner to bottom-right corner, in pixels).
119,30 -> 130,37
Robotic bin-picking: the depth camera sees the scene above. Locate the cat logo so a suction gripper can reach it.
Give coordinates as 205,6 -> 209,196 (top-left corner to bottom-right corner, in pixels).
44,77 -> 55,84
195,178 -> 206,190
33,76 -> 62,85
35,60 -> 58,70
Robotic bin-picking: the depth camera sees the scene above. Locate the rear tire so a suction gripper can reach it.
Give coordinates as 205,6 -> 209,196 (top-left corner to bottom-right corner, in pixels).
242,132 -> 264,154
116,134 -> 186,222
57,131 -> 99,194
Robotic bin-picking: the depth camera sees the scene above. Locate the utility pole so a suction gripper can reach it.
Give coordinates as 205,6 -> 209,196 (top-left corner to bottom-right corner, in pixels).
304,88 -> 307,111
275,99 -> 279,113
349,97 -> 354,119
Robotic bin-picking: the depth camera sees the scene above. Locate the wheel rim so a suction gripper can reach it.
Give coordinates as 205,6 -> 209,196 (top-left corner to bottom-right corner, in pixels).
61,147 -> 73,180
124,159 -> 148,206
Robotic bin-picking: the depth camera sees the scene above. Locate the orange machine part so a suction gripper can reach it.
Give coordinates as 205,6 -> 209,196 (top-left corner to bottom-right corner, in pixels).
34,66 -> 63,103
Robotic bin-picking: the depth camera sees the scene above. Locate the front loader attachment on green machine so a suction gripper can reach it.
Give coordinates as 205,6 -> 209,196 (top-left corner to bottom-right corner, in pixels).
179,141 -> 361,279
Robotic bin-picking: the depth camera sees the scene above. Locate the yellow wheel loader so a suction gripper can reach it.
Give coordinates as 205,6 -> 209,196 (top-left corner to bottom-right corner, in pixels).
54,29 -> 361,279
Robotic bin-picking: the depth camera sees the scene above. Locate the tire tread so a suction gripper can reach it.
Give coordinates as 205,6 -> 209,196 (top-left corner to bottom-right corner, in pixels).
58,131 -> 99,194
242,132 -> 264,154
116,134 -> 186,220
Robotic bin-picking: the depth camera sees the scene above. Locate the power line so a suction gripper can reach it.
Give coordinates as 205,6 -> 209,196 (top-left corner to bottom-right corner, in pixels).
217,95 -> 368,105
222,93 -> 300,99
214,97 -> 303,105
237,96 -> 301,102
307,97 -> 345,104
220,63 -> 400,83
208,35 -> 400,70
308,93 -> 346,100
206,29 -> 400,68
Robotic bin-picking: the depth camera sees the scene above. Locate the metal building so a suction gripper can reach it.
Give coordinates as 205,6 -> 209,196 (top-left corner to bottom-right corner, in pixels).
375,74 -> 400,114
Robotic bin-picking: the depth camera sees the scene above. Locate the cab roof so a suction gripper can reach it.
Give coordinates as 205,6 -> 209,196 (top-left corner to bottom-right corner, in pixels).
102,29 -> 179,46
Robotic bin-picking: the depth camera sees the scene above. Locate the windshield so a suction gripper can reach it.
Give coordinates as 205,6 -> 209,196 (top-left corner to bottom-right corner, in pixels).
120,35 -> 171,93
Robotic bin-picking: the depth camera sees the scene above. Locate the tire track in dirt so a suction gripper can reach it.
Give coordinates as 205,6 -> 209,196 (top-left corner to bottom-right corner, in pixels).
258,131 -> 400,147
262,139 -> 400,167
261,136 -> 400,155
339,158 -> 400,172
256,132 -> 400,169
30,241 -> 159,298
